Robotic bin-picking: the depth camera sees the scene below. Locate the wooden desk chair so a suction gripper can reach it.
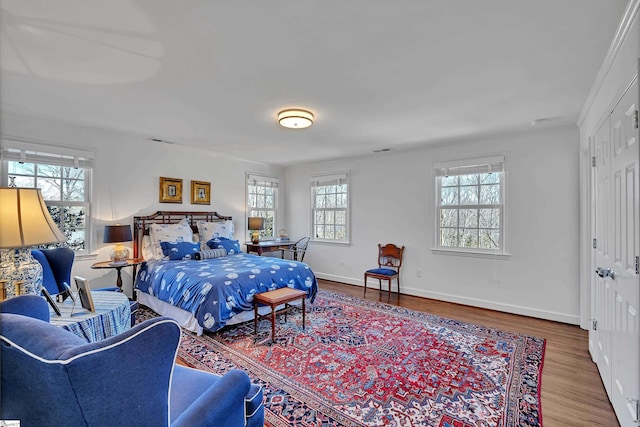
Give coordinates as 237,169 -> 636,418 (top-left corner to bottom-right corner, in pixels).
364,243 -> 405,299
280,237 -> 310,262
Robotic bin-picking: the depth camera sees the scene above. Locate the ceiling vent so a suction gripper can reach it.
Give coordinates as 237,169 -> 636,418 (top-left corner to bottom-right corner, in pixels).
147,137 -> 176,145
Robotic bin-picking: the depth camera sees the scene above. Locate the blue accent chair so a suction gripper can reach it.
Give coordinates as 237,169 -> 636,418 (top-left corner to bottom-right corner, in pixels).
32,247 -> 138,326
31,247 -> 74,295
0,295 -> 264,427
363,243 -> 405,300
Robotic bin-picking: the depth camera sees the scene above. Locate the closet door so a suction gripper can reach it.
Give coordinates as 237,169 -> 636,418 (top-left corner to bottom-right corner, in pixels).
592,114 -> 613,398
592,77 -> 640,427
609,77 -> 639,427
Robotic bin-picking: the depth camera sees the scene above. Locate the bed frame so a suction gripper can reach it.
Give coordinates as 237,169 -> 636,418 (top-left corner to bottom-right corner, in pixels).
132,210 -> 232,259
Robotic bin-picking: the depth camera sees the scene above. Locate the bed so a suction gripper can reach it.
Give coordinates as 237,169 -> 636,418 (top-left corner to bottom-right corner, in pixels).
132,211 -> 317,335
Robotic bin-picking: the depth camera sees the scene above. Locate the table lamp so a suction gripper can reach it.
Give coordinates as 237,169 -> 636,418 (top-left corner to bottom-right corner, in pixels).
248,217 -> 265,244
103,224 -> 133,264
0,187 -> 67,297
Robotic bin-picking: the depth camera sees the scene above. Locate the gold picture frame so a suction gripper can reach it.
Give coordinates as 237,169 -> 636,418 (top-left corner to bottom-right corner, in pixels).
159,177 -> 183,203
191,180 -> 211,205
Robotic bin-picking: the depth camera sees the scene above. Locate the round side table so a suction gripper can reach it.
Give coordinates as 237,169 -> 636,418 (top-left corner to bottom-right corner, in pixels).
90,258 -> 144,292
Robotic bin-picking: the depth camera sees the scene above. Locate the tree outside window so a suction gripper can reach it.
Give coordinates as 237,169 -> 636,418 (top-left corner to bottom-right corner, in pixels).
435,157 -> 504,254
311,173 -> 349,243
247,174 -> 278,238
6,159 -> 90,251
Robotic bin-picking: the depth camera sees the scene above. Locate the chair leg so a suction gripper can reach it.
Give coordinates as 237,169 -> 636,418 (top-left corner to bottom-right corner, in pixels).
363,274 -> 367,297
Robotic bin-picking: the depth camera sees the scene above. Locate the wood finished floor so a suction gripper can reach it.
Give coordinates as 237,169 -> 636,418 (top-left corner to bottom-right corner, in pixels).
179,279 -> 619,426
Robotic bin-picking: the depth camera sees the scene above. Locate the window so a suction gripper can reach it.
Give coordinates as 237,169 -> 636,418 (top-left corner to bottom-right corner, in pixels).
246,174 -> 279,238
311,172 -> 349,243
435,156 -> 504,253
1,141 -> 93,252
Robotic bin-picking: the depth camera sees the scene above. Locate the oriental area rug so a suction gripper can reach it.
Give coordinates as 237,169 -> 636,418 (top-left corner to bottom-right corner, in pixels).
139,289 -> 545,427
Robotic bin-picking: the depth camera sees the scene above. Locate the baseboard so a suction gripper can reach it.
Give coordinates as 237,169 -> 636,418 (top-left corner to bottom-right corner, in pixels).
315,272 -> 580,325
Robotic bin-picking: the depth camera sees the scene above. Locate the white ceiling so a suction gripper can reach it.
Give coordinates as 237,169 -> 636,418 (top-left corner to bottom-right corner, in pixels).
0,0 -> 629,166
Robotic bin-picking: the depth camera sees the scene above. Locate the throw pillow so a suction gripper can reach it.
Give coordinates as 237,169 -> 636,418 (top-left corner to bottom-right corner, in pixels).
206,237 -> 242,254
160,241 -> 200,260
194,248 -> 228,260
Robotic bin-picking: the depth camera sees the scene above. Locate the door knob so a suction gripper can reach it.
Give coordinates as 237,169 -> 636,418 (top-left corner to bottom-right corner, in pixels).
595,267 -> 615,279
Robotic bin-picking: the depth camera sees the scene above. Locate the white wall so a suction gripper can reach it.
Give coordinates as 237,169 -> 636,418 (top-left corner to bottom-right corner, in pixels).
286,125 -> 581,324
1,114 -> 582,323
1,112 -> 284,295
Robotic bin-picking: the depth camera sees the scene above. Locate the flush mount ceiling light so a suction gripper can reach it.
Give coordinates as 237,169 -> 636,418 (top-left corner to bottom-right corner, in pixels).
278,109 -> 314,129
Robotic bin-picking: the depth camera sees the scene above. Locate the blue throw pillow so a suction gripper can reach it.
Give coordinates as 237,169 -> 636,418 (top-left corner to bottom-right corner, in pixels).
160,241 -> 200,260
206,237 -> 242,254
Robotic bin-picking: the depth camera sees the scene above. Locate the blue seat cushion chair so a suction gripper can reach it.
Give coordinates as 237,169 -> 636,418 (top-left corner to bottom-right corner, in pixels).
365,267 -> 398,276
0,295 -> 264,427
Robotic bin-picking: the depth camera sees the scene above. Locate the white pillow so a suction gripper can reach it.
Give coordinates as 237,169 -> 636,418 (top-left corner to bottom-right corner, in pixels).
141,235 -> 155,261
149,218 -> 193,260
197,220 -> 234,248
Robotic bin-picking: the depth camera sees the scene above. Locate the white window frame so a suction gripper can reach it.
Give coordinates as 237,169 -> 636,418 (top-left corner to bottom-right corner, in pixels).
246,173 -> 279,240
1,139 -> 94,254
433,155 -> 508,258
310,172 -> 349,244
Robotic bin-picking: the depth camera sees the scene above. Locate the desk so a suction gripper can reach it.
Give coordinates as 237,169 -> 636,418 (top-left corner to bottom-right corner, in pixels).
245,241 -> 292,256
50,291 -> 131,342
91,258 -> 144,292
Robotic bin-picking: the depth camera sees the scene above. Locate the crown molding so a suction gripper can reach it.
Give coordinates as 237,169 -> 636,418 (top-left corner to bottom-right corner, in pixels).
577,0 -> 640,127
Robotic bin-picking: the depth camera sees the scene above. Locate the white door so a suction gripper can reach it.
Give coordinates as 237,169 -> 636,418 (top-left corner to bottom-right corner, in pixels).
609,77 -> 640,427
593,115 -> 614,398
592,77 -> 640,427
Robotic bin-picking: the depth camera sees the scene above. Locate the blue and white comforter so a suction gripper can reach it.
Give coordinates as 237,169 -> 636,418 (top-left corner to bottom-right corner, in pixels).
135,253 -> 317,332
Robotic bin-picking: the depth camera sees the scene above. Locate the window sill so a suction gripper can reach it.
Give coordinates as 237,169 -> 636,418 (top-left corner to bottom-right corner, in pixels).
74,252 -> 98,261
310,239 -> 350,246
431,248 -> 511,260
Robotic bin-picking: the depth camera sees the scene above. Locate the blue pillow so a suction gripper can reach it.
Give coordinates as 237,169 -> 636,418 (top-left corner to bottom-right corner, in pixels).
206,237 -> 242,254
160,241 -> 200,260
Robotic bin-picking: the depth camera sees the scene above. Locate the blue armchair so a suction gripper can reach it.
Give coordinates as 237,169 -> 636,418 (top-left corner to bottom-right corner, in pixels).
32,247 -> 138,326
0,295 -> 264,427
32,247 -> 74,295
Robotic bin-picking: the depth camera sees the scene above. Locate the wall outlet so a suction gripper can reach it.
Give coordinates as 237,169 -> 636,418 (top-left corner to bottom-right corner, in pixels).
416,268 -> 422,278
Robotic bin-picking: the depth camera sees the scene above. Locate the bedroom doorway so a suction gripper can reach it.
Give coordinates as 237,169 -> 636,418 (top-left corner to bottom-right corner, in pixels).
590,75 -> 640,427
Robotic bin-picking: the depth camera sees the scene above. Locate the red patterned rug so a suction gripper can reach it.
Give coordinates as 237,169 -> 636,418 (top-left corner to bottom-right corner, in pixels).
140,289 -> 545,426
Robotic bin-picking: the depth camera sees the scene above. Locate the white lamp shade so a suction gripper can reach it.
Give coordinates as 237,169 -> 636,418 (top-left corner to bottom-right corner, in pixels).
0,188 -> 67,248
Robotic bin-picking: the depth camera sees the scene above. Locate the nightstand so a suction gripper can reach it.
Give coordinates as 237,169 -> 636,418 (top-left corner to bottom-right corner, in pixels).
90,258 -> 144,292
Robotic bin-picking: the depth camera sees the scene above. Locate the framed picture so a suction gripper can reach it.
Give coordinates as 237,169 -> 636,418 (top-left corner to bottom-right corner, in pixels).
159,177 -> 183,203
41,287 -> 61,316
191,180 -> 211,205
75,276 -> 95,313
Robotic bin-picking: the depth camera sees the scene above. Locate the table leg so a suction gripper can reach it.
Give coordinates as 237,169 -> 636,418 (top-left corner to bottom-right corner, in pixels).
254,302 -> 258,335
115,267 -> 124,291
271,305 -> 276,342
302,297 -> 306,330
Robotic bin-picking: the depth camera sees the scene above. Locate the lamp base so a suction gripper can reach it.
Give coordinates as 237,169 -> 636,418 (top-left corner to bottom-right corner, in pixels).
1,248 -> 43,298
251,231 -> 260,244
110,244 -> 130,263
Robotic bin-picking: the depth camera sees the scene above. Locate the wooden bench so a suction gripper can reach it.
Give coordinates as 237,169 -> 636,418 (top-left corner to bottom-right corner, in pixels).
253,288 -> 307,342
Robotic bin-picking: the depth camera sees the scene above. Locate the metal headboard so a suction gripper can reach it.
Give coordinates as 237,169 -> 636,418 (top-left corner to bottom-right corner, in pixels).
132,211 -> 232,259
